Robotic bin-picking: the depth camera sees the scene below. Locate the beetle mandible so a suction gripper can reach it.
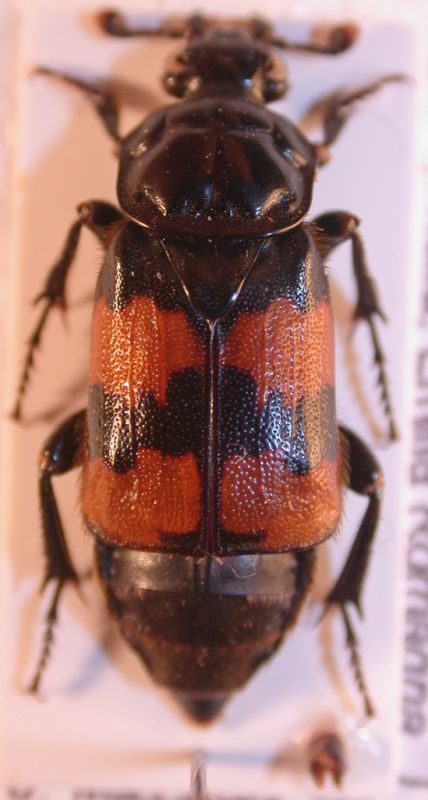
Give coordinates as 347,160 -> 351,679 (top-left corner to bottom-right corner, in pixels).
14,9 -> 400,758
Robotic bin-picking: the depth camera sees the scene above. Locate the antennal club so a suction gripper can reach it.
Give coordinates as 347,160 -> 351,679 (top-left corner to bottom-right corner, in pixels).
271,23 -> 359,55
97,8 -> 186,38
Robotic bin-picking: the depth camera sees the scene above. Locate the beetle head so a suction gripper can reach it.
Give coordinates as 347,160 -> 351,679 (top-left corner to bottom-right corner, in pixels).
162,17 -> 288,103
99,10 -> 358,104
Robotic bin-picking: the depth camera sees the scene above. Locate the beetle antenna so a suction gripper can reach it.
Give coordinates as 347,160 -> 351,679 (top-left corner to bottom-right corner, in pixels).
98,9 -> 187,39
341,606 -> 375,718
270,24 -> 358,55
28,581 -> 63,695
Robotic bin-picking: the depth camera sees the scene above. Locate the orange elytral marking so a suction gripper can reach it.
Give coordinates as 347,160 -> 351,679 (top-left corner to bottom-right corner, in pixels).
90,295 -> 205,405
82,450 -> 201,547
221,453 -> 342,549
222,298 -> 334,406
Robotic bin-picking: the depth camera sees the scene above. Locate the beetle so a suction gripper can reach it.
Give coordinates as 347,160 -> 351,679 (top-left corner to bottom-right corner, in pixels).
14,10 -> 401,784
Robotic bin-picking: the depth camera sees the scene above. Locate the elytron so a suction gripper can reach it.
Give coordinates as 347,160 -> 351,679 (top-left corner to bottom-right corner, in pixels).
14,9 -> 400,785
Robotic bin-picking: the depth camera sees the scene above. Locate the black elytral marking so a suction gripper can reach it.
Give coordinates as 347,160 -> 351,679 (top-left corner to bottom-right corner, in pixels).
161,237 -> 265,321
95,223 -> 198,317
153,368 -> 205,455
300,385 -> 338,464
88,366 -> 336,477
217,529 -> 267,552
95,224 -> 329,323
157,531 -> 206,553
259,390 -> 294,453
218,369 -> 310,471
88,369 -> 205,472
86,518 -> 203,555
219,225 -> 329,328
287,397 -> 310,474
219,369 -> 336,472
219,367 -> 263,461
88,387 -> 135,473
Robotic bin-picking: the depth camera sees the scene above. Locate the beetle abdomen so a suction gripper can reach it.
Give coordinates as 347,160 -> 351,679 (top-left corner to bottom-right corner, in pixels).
95,543 -> 316,721
82,222 -> 341,555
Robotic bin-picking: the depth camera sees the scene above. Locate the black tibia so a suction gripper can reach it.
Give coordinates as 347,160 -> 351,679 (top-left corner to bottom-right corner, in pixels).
313,211 -> 397,441
39,411 -> 85,587
325,425 -> 383,718
13,201 -> 124,421
35,67 -> 121,142
328,427 -> 383,613
310,74 -> 406,163
30,409 -> 85,693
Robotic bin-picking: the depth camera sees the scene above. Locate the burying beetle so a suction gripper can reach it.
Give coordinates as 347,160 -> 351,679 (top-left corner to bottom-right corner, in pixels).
14,10 -> 403,786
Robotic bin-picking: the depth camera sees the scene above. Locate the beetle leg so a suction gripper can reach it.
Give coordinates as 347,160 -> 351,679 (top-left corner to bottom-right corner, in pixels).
35,67 -> 121,142
30,409 -> 86,693
303,75 -> 406,164
12,200 -> 124,421
313,211 -> 397,441
324,425 -> 383,717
